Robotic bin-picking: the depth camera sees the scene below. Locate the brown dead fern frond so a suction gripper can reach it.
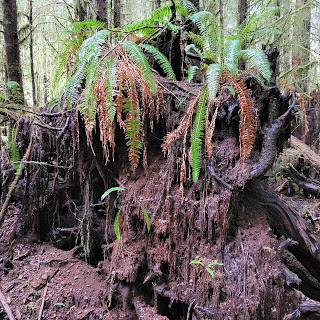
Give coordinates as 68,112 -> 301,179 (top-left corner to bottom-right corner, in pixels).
231,78 -> 257,165
205,104 -> 219,159
161,90 -> 201,154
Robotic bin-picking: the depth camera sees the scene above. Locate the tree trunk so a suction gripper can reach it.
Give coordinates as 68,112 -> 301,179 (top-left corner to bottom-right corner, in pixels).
2,0 -> 24,100
113,0 -> 121,28
29,0 -> 36,106
95,0 -> 108,26
292,0 -> 311,92
238,0 -> 247,70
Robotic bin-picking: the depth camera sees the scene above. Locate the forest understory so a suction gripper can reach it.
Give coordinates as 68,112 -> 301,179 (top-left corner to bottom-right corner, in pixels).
0,65 -> 320,320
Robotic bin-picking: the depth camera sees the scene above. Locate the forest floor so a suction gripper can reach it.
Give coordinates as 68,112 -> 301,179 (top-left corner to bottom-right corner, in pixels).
0,169 -> 319,320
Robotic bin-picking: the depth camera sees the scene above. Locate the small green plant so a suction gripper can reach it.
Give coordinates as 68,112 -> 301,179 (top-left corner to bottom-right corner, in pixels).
114,208 -> 122,242
101,186 -> 125,201
190,258 -> 223,278
140,206 -> 151,232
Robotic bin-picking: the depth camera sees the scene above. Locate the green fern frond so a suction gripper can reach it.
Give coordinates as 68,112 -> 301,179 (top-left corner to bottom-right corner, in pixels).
54,20 -> 105,86
180,0 -> 197,14
123,4 -> 172,32
206,64 -> 221,101
187,32 -> 205,48
187,66 -> 198,83
8,128 -> 20,171
185,44 -> 204,60
121,40 -> 157,94
241,49 -> 271,82
225,39 -> 242,74
6,81 -> 23,104
191,87 -> 208,183
142,44 -> 176,80
105,58 -> 118,122
189,10 -> 220,58
238,7 -> 280,42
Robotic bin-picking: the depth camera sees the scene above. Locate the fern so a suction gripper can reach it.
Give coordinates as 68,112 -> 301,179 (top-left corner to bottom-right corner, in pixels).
6,81 -> 23,104
8,127 -> 20,171
54,20 -> 105,86
121,40 -> 157,94
237,7 -> 281,42
241,49 -> 271,82
142,44 -> 176,80
225,39 -> 242,75
122,2 -> 185,35
191,87 -> 208,183
180,0 -> 197,14
123,98 -> 143,172
187,66 -> 198,83
185,44 -> 204,61
206,64 -> 221,101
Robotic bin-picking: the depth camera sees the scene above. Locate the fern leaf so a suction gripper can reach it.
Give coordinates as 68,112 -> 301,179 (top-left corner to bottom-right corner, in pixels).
241,49 -> 271,82
225,39 -> 242,74
231,78 -> 257,165
238,7 -> 280,41
141,44 -> 176,80
187,66 -> 198,83
180,0 -> 197,14
123,97 -> 142,172
121,40 -> 157,94
206,64 -> 221,101
187,32 -> 205,48
191,87 -> 208,183
185,44 -> 204,60
8,128 -> 20,171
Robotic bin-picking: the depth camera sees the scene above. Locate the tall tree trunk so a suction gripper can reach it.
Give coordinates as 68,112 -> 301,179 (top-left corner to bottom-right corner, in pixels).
29,0 -> 36,106
238,0 -> 248,70
95,0 -> 108,26
2,0 -> 24,100
292,0 -> 311,92
113,0 -> 121,28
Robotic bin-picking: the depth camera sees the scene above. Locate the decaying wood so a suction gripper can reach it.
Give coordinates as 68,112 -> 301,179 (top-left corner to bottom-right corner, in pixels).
250,94 -> 296,179
133,296 -> 169,320
289,135 -> 320,169
0,138 -> 32,226
0,286 -> 15,320
284,164 -> 320,198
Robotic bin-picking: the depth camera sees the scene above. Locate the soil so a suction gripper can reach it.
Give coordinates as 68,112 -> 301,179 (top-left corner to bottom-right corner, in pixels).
0,158 -> 318,319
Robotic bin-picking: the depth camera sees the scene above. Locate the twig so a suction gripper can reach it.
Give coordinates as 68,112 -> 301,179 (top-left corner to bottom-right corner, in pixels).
37,286 -> 48,320
0,287 -> 15,320
187,299 -> 195,320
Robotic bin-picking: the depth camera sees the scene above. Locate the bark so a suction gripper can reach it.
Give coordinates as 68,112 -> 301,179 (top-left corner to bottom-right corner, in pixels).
292,0 -> 311,92
94,0 -> 108,26
113,0 -> 121,28
238,0 -> 248,70
2,0 -> 24,100
29,0 -> 36,106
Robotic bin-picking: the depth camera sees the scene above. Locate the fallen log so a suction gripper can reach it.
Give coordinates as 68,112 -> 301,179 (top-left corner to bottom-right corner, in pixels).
289,135 -> 320,169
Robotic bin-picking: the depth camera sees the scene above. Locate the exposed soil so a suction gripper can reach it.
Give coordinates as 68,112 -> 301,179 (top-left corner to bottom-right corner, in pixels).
0,158 -> 318,319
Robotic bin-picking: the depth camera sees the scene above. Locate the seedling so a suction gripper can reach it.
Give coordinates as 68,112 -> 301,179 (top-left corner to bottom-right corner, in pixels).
190,258 -> 223,278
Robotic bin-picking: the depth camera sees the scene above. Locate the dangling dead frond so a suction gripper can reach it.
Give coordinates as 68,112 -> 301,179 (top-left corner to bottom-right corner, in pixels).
205,104 -> 219,159
162,90 -> 202,154
231,78 -> 257,165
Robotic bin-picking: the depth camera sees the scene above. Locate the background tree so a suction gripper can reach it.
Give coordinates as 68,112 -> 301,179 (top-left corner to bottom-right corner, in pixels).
2,0 -> 24,100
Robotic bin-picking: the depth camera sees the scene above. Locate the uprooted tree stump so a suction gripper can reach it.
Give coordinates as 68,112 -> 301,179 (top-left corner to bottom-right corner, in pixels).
2,58 -> 320,319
